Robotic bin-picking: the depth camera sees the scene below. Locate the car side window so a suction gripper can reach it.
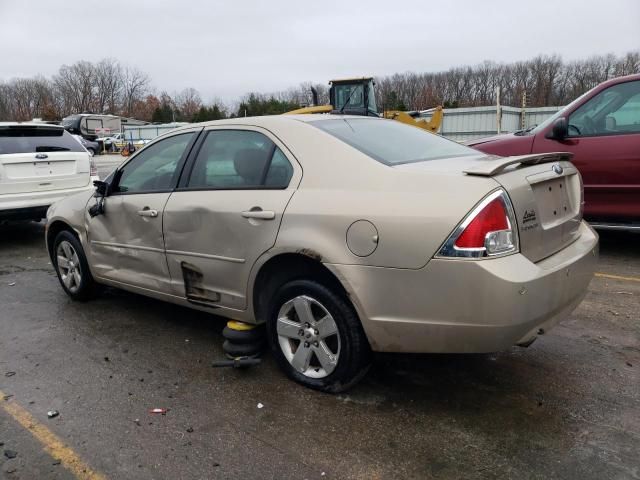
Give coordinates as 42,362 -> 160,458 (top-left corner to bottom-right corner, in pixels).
187,130 -> 293,189
568,80 -> 640,137
116,132 -> 195,193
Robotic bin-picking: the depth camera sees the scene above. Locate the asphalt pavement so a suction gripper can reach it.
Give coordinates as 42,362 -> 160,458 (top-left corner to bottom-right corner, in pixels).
0,161 -> 638,479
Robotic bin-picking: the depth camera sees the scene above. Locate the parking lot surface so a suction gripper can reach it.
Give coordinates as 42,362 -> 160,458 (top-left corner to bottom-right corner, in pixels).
0,160 -> 638,479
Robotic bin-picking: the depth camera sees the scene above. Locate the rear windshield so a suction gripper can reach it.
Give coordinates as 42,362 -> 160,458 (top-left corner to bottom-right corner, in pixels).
0,127 -> 85,154
309,118 -> 477,165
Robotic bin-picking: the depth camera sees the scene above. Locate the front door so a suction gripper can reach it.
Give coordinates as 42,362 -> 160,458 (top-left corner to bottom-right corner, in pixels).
534,79 -> 640,221
87,130 -> 199,292
162,127 -> 301,310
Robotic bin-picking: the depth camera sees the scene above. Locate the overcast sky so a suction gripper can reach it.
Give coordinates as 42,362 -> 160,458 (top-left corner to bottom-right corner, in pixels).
1,0 -> 638,103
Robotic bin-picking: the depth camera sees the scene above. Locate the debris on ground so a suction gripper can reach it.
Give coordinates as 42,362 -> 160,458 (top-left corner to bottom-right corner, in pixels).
4,371 -> 16,377
8,282 -> 16,286
104,356 -> 110,362
257,403 -> 264,409
4,449 -> 18,459
626,361 -> 633,367
3,394 -> 13,401
186,427 -> 194,433
47,410 -> 59,418
149,408 -> 167,415
134,419 -> 141,426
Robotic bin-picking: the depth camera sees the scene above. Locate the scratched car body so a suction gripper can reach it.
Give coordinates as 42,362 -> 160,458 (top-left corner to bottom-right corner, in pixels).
46,115 -> 598,392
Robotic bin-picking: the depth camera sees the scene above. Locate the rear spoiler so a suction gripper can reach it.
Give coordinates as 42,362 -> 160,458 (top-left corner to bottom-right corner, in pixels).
464,152 -> 574,177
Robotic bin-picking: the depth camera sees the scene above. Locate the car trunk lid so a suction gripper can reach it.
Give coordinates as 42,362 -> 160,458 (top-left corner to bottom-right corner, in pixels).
395,152 -> 583,263
465,153 -> 583,263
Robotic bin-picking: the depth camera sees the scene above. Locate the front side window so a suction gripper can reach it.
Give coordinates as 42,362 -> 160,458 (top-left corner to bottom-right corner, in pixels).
187,130 -> 293,189
310,118 -> 478,165
568,80 -> 640,136
116,132 -> 195,193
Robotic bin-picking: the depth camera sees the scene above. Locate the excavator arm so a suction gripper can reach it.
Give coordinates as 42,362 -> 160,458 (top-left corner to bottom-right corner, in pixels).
382,106 -> 443,133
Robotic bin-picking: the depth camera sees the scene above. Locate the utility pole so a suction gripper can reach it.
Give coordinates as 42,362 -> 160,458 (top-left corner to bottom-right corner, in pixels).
496,86 -> 501,134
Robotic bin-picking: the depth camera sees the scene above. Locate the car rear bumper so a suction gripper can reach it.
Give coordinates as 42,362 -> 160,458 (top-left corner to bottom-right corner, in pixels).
0,178 -> 98,219
328,221 -> 598,353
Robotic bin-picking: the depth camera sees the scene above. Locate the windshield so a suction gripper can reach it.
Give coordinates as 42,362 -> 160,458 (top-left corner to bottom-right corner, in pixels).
310,118 -> 478,165
531,86 -> 598,134
334,84 -> 365,110
61,115 -> 81,131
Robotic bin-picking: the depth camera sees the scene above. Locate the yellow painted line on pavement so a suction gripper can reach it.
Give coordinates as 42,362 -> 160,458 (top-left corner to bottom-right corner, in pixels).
0,390 -> 106,480
595,272 -> 640,283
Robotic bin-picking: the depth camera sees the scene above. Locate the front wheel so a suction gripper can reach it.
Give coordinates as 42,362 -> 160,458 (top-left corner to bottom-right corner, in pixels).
266,279 -> 371,393
52,230 -> 98,301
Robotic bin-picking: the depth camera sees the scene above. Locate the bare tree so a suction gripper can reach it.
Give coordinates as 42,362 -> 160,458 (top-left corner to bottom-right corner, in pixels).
174,87 -> 202,120
94,58 -> 123,114
122,66 -> 150,117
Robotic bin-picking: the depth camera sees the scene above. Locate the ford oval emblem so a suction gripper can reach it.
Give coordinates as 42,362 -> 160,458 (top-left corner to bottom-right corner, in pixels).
552,163 -> 563,175
35,153 -> 48,159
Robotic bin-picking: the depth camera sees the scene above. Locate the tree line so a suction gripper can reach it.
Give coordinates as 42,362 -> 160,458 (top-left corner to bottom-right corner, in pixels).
1,51 -> 638,122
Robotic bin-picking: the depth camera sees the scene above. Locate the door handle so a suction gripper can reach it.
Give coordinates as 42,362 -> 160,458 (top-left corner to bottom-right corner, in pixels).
241,208 -> 275,220
137,208 -> 158,218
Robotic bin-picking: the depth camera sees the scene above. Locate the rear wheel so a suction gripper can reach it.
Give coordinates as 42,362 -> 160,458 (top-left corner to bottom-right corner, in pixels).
266,279 -> 371,393
87,148 -> 95,157
52,230 -> 97,301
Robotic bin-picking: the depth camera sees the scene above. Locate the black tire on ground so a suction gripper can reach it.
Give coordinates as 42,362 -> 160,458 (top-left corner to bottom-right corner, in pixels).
222,339 -> 265,358
87,148 -> 95,156
222,325 -> 266,344
266,279 -> 371,393
52,230 -> 98,301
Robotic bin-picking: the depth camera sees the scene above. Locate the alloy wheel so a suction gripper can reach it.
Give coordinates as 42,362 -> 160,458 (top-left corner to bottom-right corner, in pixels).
56,240 -> 82,293
276,295 -> 341,378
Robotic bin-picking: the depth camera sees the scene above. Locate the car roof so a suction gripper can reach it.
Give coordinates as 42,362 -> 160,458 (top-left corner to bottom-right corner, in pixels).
0,122 -> 64,128
171,114 -> 381,132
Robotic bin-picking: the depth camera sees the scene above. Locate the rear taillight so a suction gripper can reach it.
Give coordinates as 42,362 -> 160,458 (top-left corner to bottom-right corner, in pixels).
438,189 -> 519,258
90,158 -> 98,177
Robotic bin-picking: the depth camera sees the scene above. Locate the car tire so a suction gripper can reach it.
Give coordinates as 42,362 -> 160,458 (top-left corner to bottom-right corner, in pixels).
266,279 -> 371,393
52,230 -> 98,301
87,148 -> 95,157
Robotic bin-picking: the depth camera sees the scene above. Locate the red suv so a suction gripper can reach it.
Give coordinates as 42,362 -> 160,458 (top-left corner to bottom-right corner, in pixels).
468,74 -> 640,230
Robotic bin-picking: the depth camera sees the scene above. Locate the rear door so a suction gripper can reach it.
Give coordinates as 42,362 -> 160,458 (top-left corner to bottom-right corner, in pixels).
533,79 -> 640,221
87,129 -> 200,292
0,125 -> 91,196
162,127 -> 301,310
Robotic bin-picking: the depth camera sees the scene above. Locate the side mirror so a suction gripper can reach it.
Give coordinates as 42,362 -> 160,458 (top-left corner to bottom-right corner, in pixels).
89,180 -> 109,217
549,117 -> 568,140
93,180 -> 109,196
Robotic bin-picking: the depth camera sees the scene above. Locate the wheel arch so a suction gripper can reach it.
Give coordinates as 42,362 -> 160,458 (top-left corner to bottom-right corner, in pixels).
46,220 -> 81,261
251,251 -> 362,326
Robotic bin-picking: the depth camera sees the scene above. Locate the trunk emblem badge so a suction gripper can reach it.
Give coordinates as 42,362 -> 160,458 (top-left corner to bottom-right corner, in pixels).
35,153 -> 48,159
552,164 -> 563,175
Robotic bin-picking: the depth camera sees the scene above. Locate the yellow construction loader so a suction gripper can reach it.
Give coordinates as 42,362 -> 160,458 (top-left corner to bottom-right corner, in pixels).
286,77 -> 443,133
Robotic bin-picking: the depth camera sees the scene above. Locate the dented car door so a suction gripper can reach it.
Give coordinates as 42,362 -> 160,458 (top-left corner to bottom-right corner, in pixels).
162,127 -> 301,310
87,130 -> 199,292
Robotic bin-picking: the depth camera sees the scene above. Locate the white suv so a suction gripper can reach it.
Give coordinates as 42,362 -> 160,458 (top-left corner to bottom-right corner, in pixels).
0,123 -> 98,221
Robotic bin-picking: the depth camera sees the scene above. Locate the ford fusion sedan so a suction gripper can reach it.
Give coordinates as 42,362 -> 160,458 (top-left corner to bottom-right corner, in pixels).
45,115 -> 598,392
